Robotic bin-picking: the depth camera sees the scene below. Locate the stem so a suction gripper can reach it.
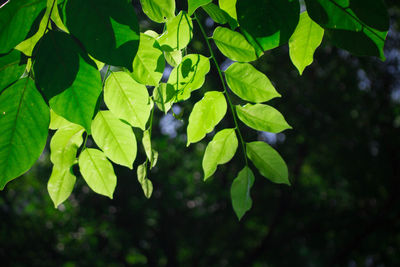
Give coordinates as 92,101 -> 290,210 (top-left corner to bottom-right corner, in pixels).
194,13 -> 248,166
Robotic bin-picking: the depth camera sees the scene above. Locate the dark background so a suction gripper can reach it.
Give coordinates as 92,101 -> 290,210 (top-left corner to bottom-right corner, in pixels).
1,1 -> 400,266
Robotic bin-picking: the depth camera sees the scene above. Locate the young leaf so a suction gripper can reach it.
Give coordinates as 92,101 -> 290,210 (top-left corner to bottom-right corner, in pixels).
0,0 -> 46,54
143,129 -> 157,168
236,104 -> 292,133
131,33 -> 165,86
78,148 -> 117,199
140,0 -> 175,23
202,129 -> 238,180
91,111 -> 137,169
188,0 -> 211,16
65,0 -> 140,70
47,166 -> 76,208
104,72 -> 152,130
153,83 -> 175,113
246,141 -> 289,185
164,50 -> 182,67
231,166 -> 255,220
212,27 -> 257,62
0,50 -> 26,91
187,91 -> 227,145
224,62 -> 280,103
0,78 -> 49,189
167,54 -> 210,101
158,11 -> 193,52
137,162 -> 153,199
49,109 -> 71,130
33,31 -> 102,132
219,0 -> 237,21
50,123 -> 84,169
289,11 -> 324,75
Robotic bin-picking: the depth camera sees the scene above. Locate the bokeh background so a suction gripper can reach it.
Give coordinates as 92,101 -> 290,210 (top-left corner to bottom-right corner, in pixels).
1,1 -> 400,266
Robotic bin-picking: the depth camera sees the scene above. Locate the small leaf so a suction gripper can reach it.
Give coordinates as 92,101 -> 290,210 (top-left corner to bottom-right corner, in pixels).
140,0 -> 175,23
78,148 -> 117,199
104,72 -> 152,130
246,141 -> 289,185
131,33 -> 165,86
167,54 -> 210,101
164,50 -> 182,67
49,109 -> 71,130
47,166 -> 76,208
236,104 -> 292,133
153,83 -> 175,113
224,62 -> 280,103
187,91 -> 227,145
158,11 -> 193,52
142,129 -> 157,168
144,30 -> 160,38
212,26 -> 257,62
188,0 -> 211,15
231,166 -> 255,220
203,129 -> 238,180
202,3 -> 237,29
91,111 -> 137,169
0,50 -> 26,91
137,162 -> 153,198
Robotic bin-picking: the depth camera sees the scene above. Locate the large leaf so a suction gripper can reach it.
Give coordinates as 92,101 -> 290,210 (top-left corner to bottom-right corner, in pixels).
104,72 -> 152,130
47,166 -> 76,208
0,50 -> 26,91
236,104 -> 292,133
289,11 -> 324,75
78,148 -> 117,199
0,0 -> 46,54
224,62 -> 280,103
188,0 -> 211,15
137,162 -> 153,199
33,31 -> 102,132
153,83 -> 175,113
50,123 -> 84,168
212,26 -> 257,62
65,0 -> 140,70
0,78 -> 49,189
167,54 -> 210,101
91,111 -> 137,169
158,11 -> 193,52
187,91 -> 227,145
246,141 -> 289,185
131,33 -> 165,86
202,129 -> 238,180
140,0 -> 175,23
231,166 -> 255,220
237,0 -> 300,51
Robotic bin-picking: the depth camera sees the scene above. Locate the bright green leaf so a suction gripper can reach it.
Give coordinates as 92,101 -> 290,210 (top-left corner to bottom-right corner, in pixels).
212,26 -> 257,62
137,162 -> 153,198
142,129 -> 155,167
246,141 -> 289,185
153,83 -> 175,113
158,11 -> 193,52
202,128 -> 238,180
131,33 -> 165,86
202,3 -> 238,29
91,111 -> 137,169
188,0 -> 211,15
47,166 -> 76,208
140,0 -> 175,23
104,72 -> 152,130
144,30 -> 160,39
224,62 -> 280,103
289,11 -> 324,75
231,166 -> 255,220
164,50 -> 182,67
236,104 -> 292,133
187,91 -> 227,145
0,78 -> 49,189
78,148 -> 117,199
0,50 -> 26,91
219,0 -> 237,21
49,109 -> 71,130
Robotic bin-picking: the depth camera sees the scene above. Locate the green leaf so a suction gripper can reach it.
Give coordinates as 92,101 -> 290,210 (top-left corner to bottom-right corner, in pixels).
158,11 -> 193,52
91,111 -> 137,169
224,62 -> 280,103
167,54 -> 210,101
65,0 -> 140,70
231,166 -> 255,220
0,0 -> 46,54
237,0 -> 300,51
33,31 -> 102,132
187,91 -> 227,145
219,0 -> 237,21
153,83 -> 175,113
47,166 -> 76,208
78,148 -> 117,199
50,123 -> 84,168
104,72 -> 152,130
131,33 -> 165,86
202,3 -> 238,29
289,11 -> 324,75
212,26 -> 257,62
188,0 -> 211,16
0,78 -> 49,189
137,162 -> 153,199
236,104 -> 292,133
349,0 -> 389,31
49,109 -> 70,130
142,129 -> 157,168
246,141 -> 289,185
0,50 -> 26,91
202,129 -> 238,180
140,0 -> 175,23
144,30 -> 160,39
164,50 -> 182,67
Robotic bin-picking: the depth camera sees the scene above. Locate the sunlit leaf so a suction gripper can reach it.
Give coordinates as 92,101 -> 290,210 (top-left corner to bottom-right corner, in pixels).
0,50 -> 26,91
231,166 -> 255,220
153,83 -> 175,113
140,0 -> 175,23
219,0 -> 237,21
49,109 -> 71,130
158,11 -> 193,52
202,3 -> 238,29
164,50 -> 182,67
47,166 -> 76,208
137,162 -> 153,198
188,0 -> 211,15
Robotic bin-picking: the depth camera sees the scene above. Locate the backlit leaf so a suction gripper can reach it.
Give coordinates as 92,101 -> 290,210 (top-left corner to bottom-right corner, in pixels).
140,0 -> 175,23
49,109 -> 70,130
202,3 -> 238,29
153,83 -> 175,113
164,50 -> 182,67
231,166 -> 255,220
158,11 -> 193,52
0,50 -> 26,91
47,166 -> 76,208
137,162 -> 153,198
188,0 -> 211,16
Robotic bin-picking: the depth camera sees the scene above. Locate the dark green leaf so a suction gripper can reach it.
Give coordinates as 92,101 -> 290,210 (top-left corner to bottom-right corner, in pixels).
153,83 -> 175,113
0,50 -> 26,91
231,166 -> 255,220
